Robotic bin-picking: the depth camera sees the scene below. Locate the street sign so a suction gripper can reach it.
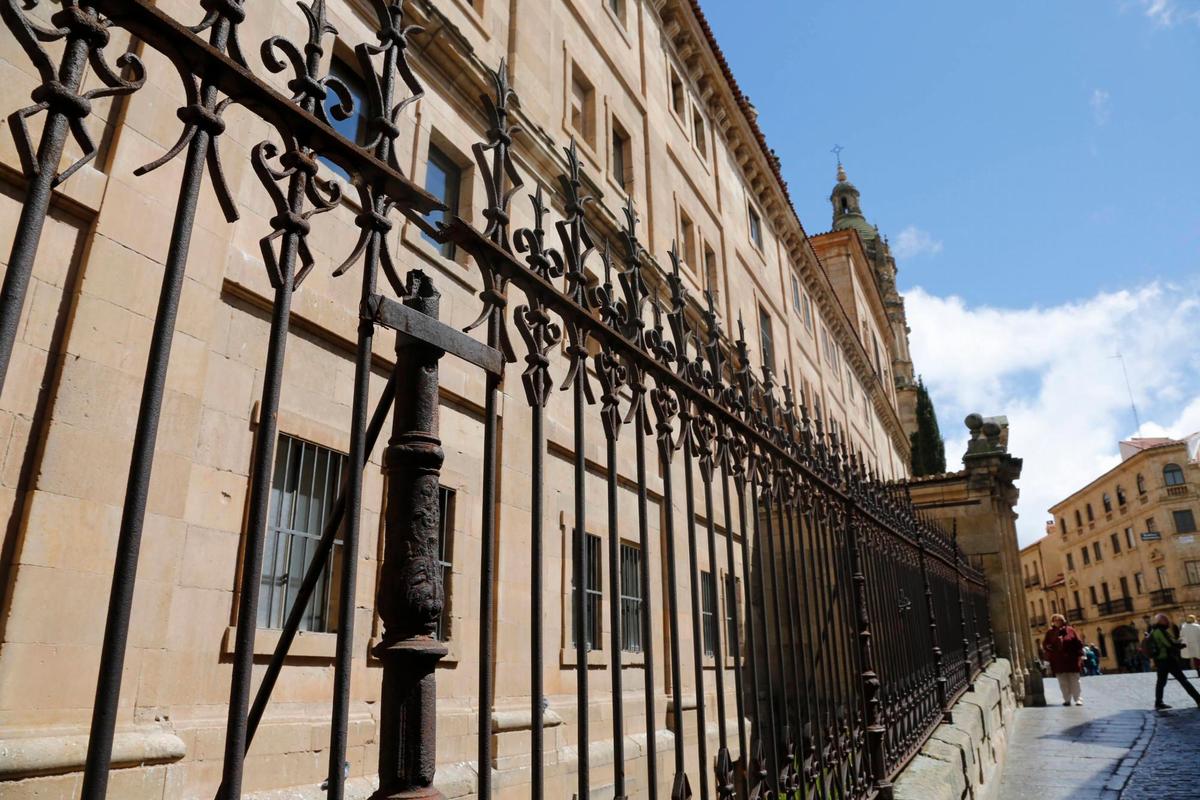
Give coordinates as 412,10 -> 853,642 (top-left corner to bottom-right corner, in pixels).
1140,531 -> 1161,541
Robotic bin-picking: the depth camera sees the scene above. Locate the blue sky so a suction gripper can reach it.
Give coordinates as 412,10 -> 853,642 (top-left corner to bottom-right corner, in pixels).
702,1 -> 1200,543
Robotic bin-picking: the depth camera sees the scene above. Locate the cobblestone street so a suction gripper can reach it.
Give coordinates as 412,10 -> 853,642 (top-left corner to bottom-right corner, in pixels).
996,671 -> 1200,800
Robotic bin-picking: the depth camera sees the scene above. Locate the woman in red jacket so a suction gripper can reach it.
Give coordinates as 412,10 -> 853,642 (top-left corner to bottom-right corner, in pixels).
1043,613 -> 1085,706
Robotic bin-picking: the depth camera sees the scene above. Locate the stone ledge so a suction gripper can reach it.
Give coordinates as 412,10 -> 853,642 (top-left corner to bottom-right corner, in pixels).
0,728 -> 186,780
894,658 -> 1015,800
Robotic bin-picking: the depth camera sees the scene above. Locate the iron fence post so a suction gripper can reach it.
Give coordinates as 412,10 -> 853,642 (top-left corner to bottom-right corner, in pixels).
373,270 -> 448,800
845,504 -> 890,799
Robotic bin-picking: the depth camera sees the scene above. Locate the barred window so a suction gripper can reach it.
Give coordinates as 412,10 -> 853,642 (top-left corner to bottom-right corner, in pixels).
572,533 -> 603,650
701,570 -> 717,656
619,543 -> 643,652
434,486 -> 455,641
260,434 -> 345,633
725,574 -> 740,653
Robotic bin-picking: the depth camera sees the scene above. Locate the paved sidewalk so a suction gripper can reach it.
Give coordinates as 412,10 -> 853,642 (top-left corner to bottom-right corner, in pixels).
995,671 -> 1200,800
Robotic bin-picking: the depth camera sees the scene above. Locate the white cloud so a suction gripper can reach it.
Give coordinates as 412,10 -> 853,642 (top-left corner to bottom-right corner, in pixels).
1138,0 -> 1200,26
1090,88 -> 1111,126
904,282 -> 1200,547
892,226 -> 943,260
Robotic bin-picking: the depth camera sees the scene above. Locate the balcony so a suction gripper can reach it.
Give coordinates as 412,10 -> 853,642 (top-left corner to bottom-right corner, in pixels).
1067,608 -> 1085,622
1029,614 -> 1047,629
1097,598 -> 1134,617
1166,485 -> 1188,498
1149,588 -> 1176,607
1024,575 -> 1040,588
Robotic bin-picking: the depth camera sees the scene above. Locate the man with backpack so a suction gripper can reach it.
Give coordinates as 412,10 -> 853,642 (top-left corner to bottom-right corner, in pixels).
1144,613 -> 1200,710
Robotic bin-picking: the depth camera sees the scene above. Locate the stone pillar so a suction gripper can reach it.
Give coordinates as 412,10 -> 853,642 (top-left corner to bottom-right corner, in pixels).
908,414 -> 1046,707
372,271 -> 448,800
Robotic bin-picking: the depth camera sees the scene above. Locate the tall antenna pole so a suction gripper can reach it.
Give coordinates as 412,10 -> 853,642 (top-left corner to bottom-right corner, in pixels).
1111,352 -> 1141,433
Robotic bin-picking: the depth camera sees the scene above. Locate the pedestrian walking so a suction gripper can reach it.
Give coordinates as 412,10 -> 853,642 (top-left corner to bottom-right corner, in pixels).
1145,613 -> 1200,710
1083,644 -> 1100,676
1043,613 -> 1084,706
1180,613 -> 1200,679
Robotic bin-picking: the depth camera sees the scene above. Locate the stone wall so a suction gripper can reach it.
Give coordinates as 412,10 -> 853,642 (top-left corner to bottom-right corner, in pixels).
892,658 -> 1016,800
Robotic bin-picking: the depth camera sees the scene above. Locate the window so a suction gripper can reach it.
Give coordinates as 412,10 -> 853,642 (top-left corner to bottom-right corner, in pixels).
724,575 -> 739,650
703,244 -> 719,294
801,292 -> 813,333
569,66 -> 596,147
1125,527 -> 1135,549
434,487 -> 456,641
571,533 -> 603,650
319,57 -> 368,181
423,145 -> 462,259
1163,463 -> 1185,487
1102,493 -> 1112,513
1093,541 -> 1103,561
748,204 -> 763,249
611,120 -> 631,190
1050,598 -> 1057,613
791,274 -> 803,315
619,543 -> 643,652
1066,552 -> 1075,571
1075,509 -> 1083,528
1146,516 -> 1157,533
1116,485 -> 1127,506
1110,532 -> 1121,554
1088,585 -> 1098,605
679,210 -> 696,269
872,334 -> 882,376
701,570 -> 717,656
692,107 -> 707,157
669,66 -> 685,117
1156,565 -> 1170,589
1137,473 -> 1146,494
1072,589 -> 1081,609
1186,561 -> 1200,586
1174,509 -> 1197,533
1086,503 -> 1094,522
1081,546 -> 1090,566
1097,629 -> 1107,658
260,434 -> 346,633
1060,517 -> 1068,535
758,305 -> 775,373
1119,576 -> 1130,598
1134,572 -> 1145,594
1100,582 -> 1111,602
607,0 -> 625,22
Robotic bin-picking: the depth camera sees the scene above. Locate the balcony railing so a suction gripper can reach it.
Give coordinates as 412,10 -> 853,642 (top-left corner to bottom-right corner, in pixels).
1067,608 -> 1085,622
1097,598 -> 1134,617
1166,485 -> 1188,498
1029,614 -> 1047,628
1024,575 -> 1040,588
1150,588 -> 1176,606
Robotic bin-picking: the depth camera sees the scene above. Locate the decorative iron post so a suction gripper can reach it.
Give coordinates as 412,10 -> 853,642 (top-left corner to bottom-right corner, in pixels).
373,270 -> 447,800
845,491 -> 890,799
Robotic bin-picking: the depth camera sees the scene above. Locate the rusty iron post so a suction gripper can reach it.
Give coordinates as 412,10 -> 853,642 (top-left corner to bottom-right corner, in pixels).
373,270 -> 448,800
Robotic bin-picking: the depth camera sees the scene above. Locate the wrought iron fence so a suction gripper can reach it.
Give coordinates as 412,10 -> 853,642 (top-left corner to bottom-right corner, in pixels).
0,2 -> 994,800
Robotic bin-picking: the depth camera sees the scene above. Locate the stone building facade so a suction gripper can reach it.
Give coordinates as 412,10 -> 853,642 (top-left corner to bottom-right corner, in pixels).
1025,435 -> 1200,672
0,1 -> 922,798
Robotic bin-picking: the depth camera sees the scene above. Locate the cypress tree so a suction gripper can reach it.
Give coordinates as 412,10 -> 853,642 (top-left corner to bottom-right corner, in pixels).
909,377 -> 946,476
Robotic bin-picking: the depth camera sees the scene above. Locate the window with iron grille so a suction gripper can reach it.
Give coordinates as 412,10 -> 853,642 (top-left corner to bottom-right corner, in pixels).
571,532 -> 603,650
619,543 -> 642,652
725,574 -> 740,654
701,570 -> 717,656
260,434 -> 345,633
434,486 -> 455,641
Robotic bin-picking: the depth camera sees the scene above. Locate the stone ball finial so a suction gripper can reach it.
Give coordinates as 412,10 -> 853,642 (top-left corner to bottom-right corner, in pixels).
964,413 -> 984,432
982,420 -> 1001,438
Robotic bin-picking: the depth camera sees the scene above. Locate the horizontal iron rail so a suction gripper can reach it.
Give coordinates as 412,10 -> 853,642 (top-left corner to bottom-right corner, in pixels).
92,0 -> 441,215
368,293 -> 504,375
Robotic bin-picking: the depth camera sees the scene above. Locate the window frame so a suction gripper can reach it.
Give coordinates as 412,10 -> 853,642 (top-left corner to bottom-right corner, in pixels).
571,531 -> 603,651
423,144 -> 464,260
758,304 -> 775,374
1173,508 -> 1197,534
700,570 -> 717,657
1163,463 -> 1185,487
619,541 -> 643,653
748,204 -> 764,249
